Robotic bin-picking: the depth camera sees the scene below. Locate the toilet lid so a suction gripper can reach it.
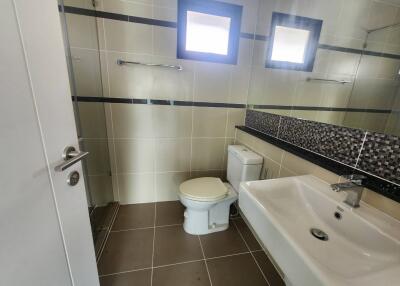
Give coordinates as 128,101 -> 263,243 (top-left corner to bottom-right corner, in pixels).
179,177 -> 228,202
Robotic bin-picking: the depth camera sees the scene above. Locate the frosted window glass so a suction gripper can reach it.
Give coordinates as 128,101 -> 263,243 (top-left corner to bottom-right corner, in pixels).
271,26 -> 310,63
186,11 -> 231,55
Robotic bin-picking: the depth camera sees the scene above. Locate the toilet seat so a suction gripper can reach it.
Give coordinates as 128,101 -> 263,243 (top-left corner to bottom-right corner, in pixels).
179,177 -> 228,202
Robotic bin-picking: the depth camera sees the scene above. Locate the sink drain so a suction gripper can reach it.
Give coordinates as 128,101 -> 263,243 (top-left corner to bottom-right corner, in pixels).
310,228 -> 329,241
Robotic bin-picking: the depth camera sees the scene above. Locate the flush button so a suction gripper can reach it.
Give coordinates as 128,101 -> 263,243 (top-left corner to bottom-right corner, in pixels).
67,171 -> 80,186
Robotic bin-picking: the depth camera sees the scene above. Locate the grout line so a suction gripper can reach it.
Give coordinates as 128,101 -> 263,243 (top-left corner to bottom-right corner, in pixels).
97,203 -> 120,262
110,223 -> 183,232
198,236 -> 213,286
355,131 -> 368,169
150,203 -> 157,286
205,251 -> 250,261
232,221 -> 270,286
189,64 -> 196,178
154,258 -> 205,269
99,266 -> 153,278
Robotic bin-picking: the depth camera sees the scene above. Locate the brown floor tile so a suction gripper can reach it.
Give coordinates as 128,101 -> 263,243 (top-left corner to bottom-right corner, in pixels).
112,203 -> 155,230
153,261 -> 211,286
199,225 -> 248,258
100,269 -> 151,286
233,218 -> 262,251
207,253 -> 267,286
253,251 -> 285,286
153,225 -> 203,266
155,201 -> 185,226
98,229 -> 153,275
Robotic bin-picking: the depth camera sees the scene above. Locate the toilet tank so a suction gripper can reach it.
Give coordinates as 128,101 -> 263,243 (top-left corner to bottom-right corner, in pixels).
227,145 -> 263,193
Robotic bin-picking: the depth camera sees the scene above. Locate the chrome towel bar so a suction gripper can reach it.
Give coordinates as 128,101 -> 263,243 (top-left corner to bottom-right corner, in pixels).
306,77 -> 351,84
117,59 -> 183,71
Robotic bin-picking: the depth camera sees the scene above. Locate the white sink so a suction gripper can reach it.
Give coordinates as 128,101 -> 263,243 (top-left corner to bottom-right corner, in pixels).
239,175 -> 400,286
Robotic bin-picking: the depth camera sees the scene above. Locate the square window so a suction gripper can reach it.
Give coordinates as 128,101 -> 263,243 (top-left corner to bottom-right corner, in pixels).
186,11 -> 231,55
271,26 -> 310,63
177,0 -> 242,64
266,13 -> 322,71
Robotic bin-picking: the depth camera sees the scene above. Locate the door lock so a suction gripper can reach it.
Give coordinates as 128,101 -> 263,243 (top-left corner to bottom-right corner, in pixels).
67,171 -> 80,186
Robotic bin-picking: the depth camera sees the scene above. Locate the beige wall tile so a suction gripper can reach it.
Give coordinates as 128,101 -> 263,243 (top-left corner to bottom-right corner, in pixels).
223,138 -> 236,169
238,39 -> 254,66
262,69 -> 300,105
104,20 -> 153,54
114,139 -> 155,173
65,14 -> 99,49
77,102 -> 108,139
194,62 -> 232,103
153,5 -> 177,21
260,157 -> 281,180
107,52 -> 154,99
278,167 -> 297,178
190,170 -> 225,180
150,57 -> 194,101
118,173 -> 155,204
112,104 -> 154,138
153,27 -> 176,58
335,0 -> 370,40
235,129 -> 256,147
191,138 -> 226,170
82,139 -> 112,175
362,188 -> 400,221
281,152 -> 340,184
315,111 -> 346,126
193,107 -> 228,137
100,0 -> 152,17
226,109 -> 246,137
64,0 -> 94,9
155,172 -> 190,201
155,138 -> 191,172
251,136 -> 284,164
152,106 -> 192,138
225,0 -> 258,33
293,80 -> 325,107
70,48 -> 103,97
327,51 -> 361,76
230,66 -> 251,104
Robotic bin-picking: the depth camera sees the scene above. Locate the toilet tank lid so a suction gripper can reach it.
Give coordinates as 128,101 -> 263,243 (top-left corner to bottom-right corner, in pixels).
228,145 -> 263,165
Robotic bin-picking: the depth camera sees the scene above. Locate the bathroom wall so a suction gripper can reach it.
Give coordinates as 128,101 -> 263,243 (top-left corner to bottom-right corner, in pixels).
234,128 -> 400,221
248,0 -> 400,134
64,0 -> 256,204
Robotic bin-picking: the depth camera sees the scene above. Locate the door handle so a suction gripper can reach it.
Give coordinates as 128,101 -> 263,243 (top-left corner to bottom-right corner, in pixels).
54,146 -> 89,172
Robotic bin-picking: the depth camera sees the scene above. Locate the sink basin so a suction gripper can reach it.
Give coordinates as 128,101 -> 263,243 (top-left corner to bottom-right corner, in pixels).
239,175 -> 400,286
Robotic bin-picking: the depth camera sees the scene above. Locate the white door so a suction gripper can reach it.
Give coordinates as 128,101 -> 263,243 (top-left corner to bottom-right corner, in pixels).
0,0 -> 99,285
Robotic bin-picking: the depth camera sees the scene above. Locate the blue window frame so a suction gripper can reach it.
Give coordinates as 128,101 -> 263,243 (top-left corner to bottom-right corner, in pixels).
266,12 -> 322,71
177,0 -> 243,64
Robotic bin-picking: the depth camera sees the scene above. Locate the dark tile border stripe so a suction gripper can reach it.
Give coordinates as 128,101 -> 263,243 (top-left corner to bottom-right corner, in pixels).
237,126 -> 400,203
74,97 -> 394,113
252,105 -> 392,114
73,96 -> 246,108
60,5 -> 400,60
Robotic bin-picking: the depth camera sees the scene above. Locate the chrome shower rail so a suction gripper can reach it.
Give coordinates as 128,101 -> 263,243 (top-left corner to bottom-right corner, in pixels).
306,77 -> 352,84
117,59 -> 183,70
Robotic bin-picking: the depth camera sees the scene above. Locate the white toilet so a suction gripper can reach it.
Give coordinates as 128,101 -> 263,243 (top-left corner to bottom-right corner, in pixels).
179,145 -> 263,235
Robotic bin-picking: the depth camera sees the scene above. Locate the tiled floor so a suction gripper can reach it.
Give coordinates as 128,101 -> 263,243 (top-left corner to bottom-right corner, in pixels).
98,201 -> 285,286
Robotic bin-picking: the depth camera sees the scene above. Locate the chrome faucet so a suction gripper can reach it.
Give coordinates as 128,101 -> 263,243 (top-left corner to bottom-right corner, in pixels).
330,174 -> 366,208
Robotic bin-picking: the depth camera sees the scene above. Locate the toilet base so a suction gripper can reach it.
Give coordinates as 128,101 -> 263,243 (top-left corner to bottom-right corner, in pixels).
180,188 -> 237,235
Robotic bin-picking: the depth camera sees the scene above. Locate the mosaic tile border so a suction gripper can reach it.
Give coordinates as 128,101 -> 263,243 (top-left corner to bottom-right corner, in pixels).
358,133 -> 400,186
243,110 -> 400,202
